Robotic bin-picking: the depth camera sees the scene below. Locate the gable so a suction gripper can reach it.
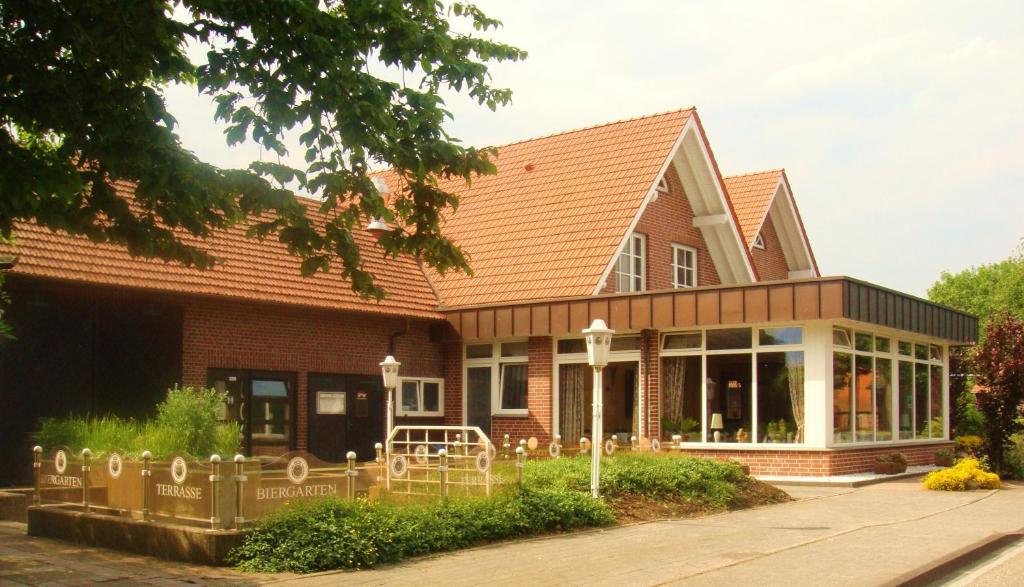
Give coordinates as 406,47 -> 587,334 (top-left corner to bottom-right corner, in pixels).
749,214 -> 789,280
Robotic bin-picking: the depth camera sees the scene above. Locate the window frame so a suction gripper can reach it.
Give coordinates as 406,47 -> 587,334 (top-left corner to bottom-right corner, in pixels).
656,176 -> 670,193
616,233 -> 646,292
464,339 -> 529,418
671,243 -> 698,289
753,233 -> 766,250
396,377 -> 445,417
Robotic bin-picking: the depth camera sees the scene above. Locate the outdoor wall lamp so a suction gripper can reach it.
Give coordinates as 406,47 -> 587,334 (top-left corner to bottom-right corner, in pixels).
380,355 -> 401,447
366,218 -> 390,240
583,318 -> 614,499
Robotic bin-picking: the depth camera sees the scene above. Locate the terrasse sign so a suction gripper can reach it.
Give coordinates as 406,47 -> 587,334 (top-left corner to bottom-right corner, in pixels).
155,483 -> 203,500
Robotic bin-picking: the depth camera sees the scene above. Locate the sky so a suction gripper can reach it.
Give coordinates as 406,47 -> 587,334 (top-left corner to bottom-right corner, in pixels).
163,0 -> 1024,298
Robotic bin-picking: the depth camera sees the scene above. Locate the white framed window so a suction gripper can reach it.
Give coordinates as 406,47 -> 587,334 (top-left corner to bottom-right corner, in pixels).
753,233 -> 766,250
397,377 -> 444,417
464,340 -> 529,417
616,233 -> 646,292
671,244 -> 697,288
656,176 -> 670,193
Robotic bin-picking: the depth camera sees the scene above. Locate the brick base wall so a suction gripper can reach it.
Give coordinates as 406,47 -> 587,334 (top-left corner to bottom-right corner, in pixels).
675,442 -> 953,476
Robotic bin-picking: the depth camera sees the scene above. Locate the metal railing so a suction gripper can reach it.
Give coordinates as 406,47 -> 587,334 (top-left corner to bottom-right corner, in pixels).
386,426 -> 494,497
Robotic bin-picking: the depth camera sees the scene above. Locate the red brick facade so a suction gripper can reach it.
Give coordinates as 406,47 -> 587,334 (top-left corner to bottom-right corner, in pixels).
179,296 -> 445,451
750,215 -> 789,281
491,336 -> 553,444
602,164 -> 722,293
675,442 -> 953,476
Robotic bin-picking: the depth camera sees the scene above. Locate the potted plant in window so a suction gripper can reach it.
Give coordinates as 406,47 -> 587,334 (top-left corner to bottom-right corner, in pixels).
679,417 -> 699,442
935,447 -> 955,467
873,452 -> 908,475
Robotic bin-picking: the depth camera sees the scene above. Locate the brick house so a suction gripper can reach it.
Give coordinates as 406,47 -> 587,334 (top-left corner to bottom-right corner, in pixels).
0,108 -> 976,484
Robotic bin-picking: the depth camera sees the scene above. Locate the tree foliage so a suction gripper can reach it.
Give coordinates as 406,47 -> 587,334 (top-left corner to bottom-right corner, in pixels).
928,255 -> 1024,339
973,313 -> 1024,472
0,0 -> 525,301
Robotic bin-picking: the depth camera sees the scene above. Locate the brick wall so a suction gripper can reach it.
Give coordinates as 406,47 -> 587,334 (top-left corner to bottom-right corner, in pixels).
675,442 -> 952,476
180,296 -> 445,450
641,329 -> 660,440
491,336 -> 553,444
750,215 -> 789,281
602,164 -> 722,293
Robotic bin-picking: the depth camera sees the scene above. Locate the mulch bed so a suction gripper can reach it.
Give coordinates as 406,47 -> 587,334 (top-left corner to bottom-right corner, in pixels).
608,478 -> 792,523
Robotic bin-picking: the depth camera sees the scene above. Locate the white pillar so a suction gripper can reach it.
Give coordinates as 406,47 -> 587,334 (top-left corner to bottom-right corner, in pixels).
802,321 -> 832,448
591,366 -> 603,498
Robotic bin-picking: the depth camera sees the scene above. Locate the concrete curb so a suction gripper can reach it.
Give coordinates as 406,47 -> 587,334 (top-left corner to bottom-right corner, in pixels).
885,529 -> 1024,586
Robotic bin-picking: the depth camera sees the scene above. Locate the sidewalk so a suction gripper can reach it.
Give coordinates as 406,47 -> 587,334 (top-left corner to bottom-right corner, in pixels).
279,480 -> 1024,586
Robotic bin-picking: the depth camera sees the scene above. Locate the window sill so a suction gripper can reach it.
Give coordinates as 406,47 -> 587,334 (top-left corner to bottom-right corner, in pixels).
396,412 -> 444,418
492,411 -> 529,418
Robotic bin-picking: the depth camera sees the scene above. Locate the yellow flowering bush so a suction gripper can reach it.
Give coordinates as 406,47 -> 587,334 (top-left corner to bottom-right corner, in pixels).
923,458 -> 1000,491
954,435 -> 983,456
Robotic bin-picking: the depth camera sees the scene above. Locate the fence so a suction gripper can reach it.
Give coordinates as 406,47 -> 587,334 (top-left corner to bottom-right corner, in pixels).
386,426 -> 494,497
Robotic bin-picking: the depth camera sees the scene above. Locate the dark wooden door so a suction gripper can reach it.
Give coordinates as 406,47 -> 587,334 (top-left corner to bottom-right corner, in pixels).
207,369 -> 296,457
307,373 -> 384,463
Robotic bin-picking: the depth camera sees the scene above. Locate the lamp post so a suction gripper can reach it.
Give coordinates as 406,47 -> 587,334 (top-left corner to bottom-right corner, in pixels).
380,355 -> 401,455
583,319 -> 614,499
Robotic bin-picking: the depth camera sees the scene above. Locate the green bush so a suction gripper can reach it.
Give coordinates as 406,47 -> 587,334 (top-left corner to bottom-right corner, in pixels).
229,488 -> 614,573
33,386 -> 240,458
1004,434 -> 1024,479
522,454 -> 745,507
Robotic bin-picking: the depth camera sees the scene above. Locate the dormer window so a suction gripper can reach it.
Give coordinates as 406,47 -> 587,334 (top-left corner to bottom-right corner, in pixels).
753,233 -> 766,250
616,233 -> 646,292
656,176 -> 670,193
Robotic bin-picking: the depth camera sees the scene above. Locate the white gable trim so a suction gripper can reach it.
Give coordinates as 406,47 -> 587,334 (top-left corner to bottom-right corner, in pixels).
758,176 -> 818,277
592,117 -> 756,295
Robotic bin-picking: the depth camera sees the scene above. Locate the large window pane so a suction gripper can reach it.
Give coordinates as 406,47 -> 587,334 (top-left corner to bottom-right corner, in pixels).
833,353 -> 853,443
251,379 -> 290,441
661,356 -> 702,441
423,382 -> 440,412
930,365 -> 944,439
757,352 -> 804,443
707,328 -> 752,350
466,367 -> 492,434
401,380 -> 419,412
759,327 -> 803,346
855,355 -> 874,441
915,363 -> 930,438
706,354 -> 752,443
898,361 -> 914,439
875,358 -> 893,441
500,363 -> 528,411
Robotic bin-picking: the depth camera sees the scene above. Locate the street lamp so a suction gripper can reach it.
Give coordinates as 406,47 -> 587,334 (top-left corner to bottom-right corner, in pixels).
583,318 -> 614,498
380,355 -> 401,447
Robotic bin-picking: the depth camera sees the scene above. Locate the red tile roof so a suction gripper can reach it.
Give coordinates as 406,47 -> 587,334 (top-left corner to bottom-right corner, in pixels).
2,180 -> 443,319
723,169 -> 783,248
400,109 -> 696,307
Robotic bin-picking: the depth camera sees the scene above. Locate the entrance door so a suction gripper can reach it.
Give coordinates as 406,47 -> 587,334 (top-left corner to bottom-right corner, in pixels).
208,369 -> 296,457
466,366 -> 491,436
307,373 -> 384,462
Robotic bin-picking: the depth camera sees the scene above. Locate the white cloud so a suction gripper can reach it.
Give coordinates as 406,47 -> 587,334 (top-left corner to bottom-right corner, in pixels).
164,0 -> 1024,296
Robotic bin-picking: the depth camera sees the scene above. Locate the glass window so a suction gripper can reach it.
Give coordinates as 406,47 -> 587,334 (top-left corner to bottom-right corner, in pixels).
616,233 -> 646,292
500,341 -> 528,357
930,345 -> 943,362
252,380 -> 288,397
499,364 -> 528,411
557,338 -> 587,354
663,332 -> 701,350
875,358 -> 893,441
672,244 -> 697,288
915,363 -> 930,438
660,356 -> 702,441
401,381 -> 419,412
875,337 -> 891,353
930,365 -> 944,438
423,382 -> 440,413
466,344 -> 493,359
833,353 -> 853,443
855,355 -> 874,441
466,367 -> 492,433
898,341 -> 913,356
855,332 -> 874,352
610,335 -> 641,352
707,328 -> 752,350
251,379 -> 290,441
898,361 -> 914,439
757,352 -> 804,444
833,327 -> 852,348
759,327 -> 803,346
915,344 -> 929,360
706,354 -> 752,443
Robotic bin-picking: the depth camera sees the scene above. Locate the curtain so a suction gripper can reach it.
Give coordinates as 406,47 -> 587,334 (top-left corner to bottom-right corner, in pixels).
787,362 -> 805,443
662,357 -> 687,423
559,364 -> 585,443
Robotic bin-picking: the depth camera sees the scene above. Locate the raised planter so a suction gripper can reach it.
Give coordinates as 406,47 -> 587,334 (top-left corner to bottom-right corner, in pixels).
872,461 -> 908,475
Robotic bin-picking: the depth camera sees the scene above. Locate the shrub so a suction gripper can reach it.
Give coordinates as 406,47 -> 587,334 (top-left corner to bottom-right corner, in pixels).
955,435 -> 984,456
875,452 -> 907,465
229,488 -> 614,573
32,386 -> 240,458
522,454 -> 745,508
1003,434 -> 1024,480
923,458 -> 1001,491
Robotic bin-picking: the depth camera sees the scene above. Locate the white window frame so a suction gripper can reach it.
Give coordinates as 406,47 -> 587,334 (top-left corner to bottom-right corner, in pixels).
656,176 -> 670,193
396,377 -> 445,417
616,233 -> 646,292
753,233 -> 766,250
671,243 -> 697,288
463,340 -> 529,418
